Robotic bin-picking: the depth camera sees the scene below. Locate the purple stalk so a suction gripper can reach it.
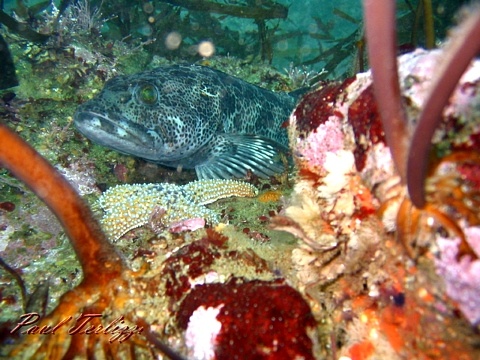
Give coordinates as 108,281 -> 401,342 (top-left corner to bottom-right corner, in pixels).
407,10 -> 480,208
363,0 -> 409,184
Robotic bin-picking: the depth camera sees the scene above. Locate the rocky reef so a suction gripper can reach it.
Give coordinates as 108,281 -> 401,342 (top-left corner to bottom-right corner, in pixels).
274,44 -> 480,360
1,1 -> 480,359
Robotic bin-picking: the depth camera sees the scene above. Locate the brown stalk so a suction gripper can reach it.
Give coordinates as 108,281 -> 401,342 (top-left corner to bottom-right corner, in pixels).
0,123 -> 124,283
161,0 -> 288,20
422,0 -> 435,49
363,0 -> 409,184
0,124 -> 187,359
407,9 -> 480,208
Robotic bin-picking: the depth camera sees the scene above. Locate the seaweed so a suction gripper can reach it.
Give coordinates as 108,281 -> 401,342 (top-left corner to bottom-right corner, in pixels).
160,0 -> 288,20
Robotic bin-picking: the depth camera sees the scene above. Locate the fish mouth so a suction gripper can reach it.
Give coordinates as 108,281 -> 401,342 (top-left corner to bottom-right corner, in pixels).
74,110 -> 161,160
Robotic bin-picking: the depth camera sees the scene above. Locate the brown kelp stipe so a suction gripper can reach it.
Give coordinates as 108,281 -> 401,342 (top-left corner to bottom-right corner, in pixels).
363,0 -> 409,185
0,123 -> 185,359
363,1 -> 480,260
0,123 -> 124,281
407,9 -> 480,208
364,0 -> 480,209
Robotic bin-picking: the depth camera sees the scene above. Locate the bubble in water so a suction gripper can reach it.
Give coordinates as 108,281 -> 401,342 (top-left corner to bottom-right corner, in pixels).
165,32 -> 182,50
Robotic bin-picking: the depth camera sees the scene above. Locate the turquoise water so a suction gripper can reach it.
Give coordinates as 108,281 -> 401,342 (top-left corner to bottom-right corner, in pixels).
1,1 -> 479,359
1,0 -> 470,79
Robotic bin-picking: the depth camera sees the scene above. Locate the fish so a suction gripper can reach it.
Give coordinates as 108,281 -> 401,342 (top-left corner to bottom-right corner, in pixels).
74,64 -> 299,179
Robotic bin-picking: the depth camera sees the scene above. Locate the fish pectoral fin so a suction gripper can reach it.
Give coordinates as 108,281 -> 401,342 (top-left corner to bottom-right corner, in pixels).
195,134 -> 288,179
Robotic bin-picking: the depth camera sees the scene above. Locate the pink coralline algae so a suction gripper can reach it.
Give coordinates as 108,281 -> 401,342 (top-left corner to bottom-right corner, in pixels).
296,117 -> 344,172
434,226 -> 480,325
168,217 -> 206,233
290,74 -> 385,176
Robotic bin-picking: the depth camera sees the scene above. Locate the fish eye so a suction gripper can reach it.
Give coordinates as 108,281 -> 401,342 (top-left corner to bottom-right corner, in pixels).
137,84 -> 158,104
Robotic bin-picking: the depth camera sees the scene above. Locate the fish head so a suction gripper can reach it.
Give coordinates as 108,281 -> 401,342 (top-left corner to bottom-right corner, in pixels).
74,67 -> 222,163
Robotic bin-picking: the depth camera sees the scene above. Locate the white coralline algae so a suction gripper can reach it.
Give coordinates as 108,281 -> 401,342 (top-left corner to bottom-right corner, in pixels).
185,305 -> 224,360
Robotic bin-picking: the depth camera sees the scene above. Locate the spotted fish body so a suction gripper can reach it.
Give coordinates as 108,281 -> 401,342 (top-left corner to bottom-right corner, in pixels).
74,64 -> 297,179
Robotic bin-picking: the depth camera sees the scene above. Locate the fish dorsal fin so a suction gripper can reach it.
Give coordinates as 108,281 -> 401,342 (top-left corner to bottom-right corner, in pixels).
195,134 -> 288,179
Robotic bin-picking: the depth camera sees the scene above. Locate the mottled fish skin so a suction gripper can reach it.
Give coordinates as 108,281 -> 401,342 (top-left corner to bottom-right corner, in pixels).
74,64 -> 297,179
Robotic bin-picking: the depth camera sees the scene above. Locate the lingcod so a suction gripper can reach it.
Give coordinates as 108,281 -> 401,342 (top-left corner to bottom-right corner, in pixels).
74,64 -> 299,179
